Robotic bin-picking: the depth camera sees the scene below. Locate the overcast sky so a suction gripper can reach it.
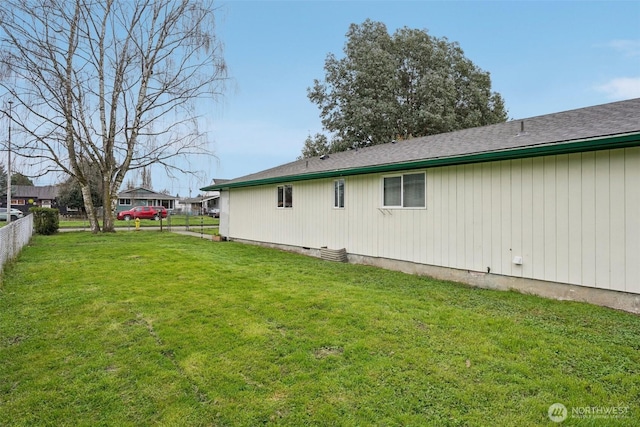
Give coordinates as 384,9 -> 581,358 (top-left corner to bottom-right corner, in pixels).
9,0 -> 640,196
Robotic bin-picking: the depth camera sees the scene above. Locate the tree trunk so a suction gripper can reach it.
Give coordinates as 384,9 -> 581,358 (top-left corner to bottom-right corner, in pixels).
102,207 -> 116,233
81,185 -> 100,234
101,183 -> 117,233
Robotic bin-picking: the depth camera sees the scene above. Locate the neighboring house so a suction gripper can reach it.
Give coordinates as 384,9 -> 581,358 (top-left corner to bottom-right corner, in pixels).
175,197 -> 205,215
202,178 -> 228,214
116,187 -> 178,213
8,185 -> 60,214
202,98 -> 640,313
172,179 -> 228,215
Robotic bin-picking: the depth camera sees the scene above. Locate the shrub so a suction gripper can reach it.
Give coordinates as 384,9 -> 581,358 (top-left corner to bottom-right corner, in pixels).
30,207 -> 59,235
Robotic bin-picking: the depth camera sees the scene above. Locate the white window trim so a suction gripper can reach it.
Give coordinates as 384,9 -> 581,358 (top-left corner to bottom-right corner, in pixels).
276,184 -> 293,209
381,172 -> 426,209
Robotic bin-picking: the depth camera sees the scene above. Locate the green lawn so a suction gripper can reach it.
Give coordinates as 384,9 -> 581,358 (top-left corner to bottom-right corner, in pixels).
0,232 -> 638,426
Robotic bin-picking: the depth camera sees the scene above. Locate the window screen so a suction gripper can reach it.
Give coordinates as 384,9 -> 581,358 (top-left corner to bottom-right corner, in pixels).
403,173 -> 425,207
383,176 -> 402,207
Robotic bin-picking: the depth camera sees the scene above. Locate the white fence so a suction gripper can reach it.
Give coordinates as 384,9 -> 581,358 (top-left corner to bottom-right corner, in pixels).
0,215 -> 34,274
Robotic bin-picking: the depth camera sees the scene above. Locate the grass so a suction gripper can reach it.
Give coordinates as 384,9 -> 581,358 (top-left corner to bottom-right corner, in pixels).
0,232 -> 638,426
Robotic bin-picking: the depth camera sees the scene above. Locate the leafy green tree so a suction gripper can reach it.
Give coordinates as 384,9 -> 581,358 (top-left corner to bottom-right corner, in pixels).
57,177 -> 103,212
11,173 -> 33,186
56,179 -> 85,211
298,133 -> 331,159
306,19 -> 507,156
56,158 -> 103,211
0,164 -> 6,196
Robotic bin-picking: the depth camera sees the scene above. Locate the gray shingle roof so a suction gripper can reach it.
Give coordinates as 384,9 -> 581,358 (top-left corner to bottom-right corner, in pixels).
205,98 -> 640,190
117,187 -> 178,199
11,185 -> 59,199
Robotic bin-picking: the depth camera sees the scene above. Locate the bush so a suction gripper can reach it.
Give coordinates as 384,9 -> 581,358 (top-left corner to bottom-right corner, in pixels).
30,207 -> 59,235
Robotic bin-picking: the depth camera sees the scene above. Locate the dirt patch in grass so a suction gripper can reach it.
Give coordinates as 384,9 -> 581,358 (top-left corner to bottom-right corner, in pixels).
313,346 -> 344,359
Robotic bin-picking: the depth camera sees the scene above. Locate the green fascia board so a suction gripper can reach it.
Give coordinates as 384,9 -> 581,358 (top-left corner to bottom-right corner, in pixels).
202,133 -> 640,191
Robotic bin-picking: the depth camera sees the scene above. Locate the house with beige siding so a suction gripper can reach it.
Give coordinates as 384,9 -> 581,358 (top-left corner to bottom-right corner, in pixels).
202,99 -> 640,313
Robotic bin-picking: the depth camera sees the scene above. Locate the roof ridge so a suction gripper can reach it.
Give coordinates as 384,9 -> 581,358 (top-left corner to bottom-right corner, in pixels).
202,98 -> 640,191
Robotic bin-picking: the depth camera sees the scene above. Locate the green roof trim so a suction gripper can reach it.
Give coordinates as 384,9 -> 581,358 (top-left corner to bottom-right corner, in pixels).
202,132 -> 640,191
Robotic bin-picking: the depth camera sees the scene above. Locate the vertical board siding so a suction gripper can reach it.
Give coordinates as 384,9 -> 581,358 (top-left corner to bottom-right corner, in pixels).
426,169 -> 436,265
471,164 -> 484,272
625,147 -> 640,293
463,165 -> 475,271
219,191 -> 230,237
531,157 -> 546,280
595,151 -> 611,288
481,164 -> 493,272
490,162 -> 503,274
581,152 -> 597,287
440,167 -> 450,267
225,148 -> 639,293
455,165 -> 467,270
609,149 -> 627,292
500,162 -> 513,276
432,169 -> 443,267
520,158 -> 535,279
555,155 -> 570,284
510,159 -> 524,278
543,156 -> 557,281
567,153 -> 583,285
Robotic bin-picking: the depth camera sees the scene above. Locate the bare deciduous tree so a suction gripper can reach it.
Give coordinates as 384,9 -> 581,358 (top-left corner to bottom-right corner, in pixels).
0,0 -> 227,232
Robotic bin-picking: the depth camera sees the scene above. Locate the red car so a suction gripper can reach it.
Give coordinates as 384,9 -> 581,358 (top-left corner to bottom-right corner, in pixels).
117,206 -> 168,221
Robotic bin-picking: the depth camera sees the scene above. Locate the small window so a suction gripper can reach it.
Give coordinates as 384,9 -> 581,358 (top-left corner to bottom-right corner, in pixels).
119,198 -> 132,206
277,185 -> 293,208
383,173 -> 425,208
334,179 -> 345,208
